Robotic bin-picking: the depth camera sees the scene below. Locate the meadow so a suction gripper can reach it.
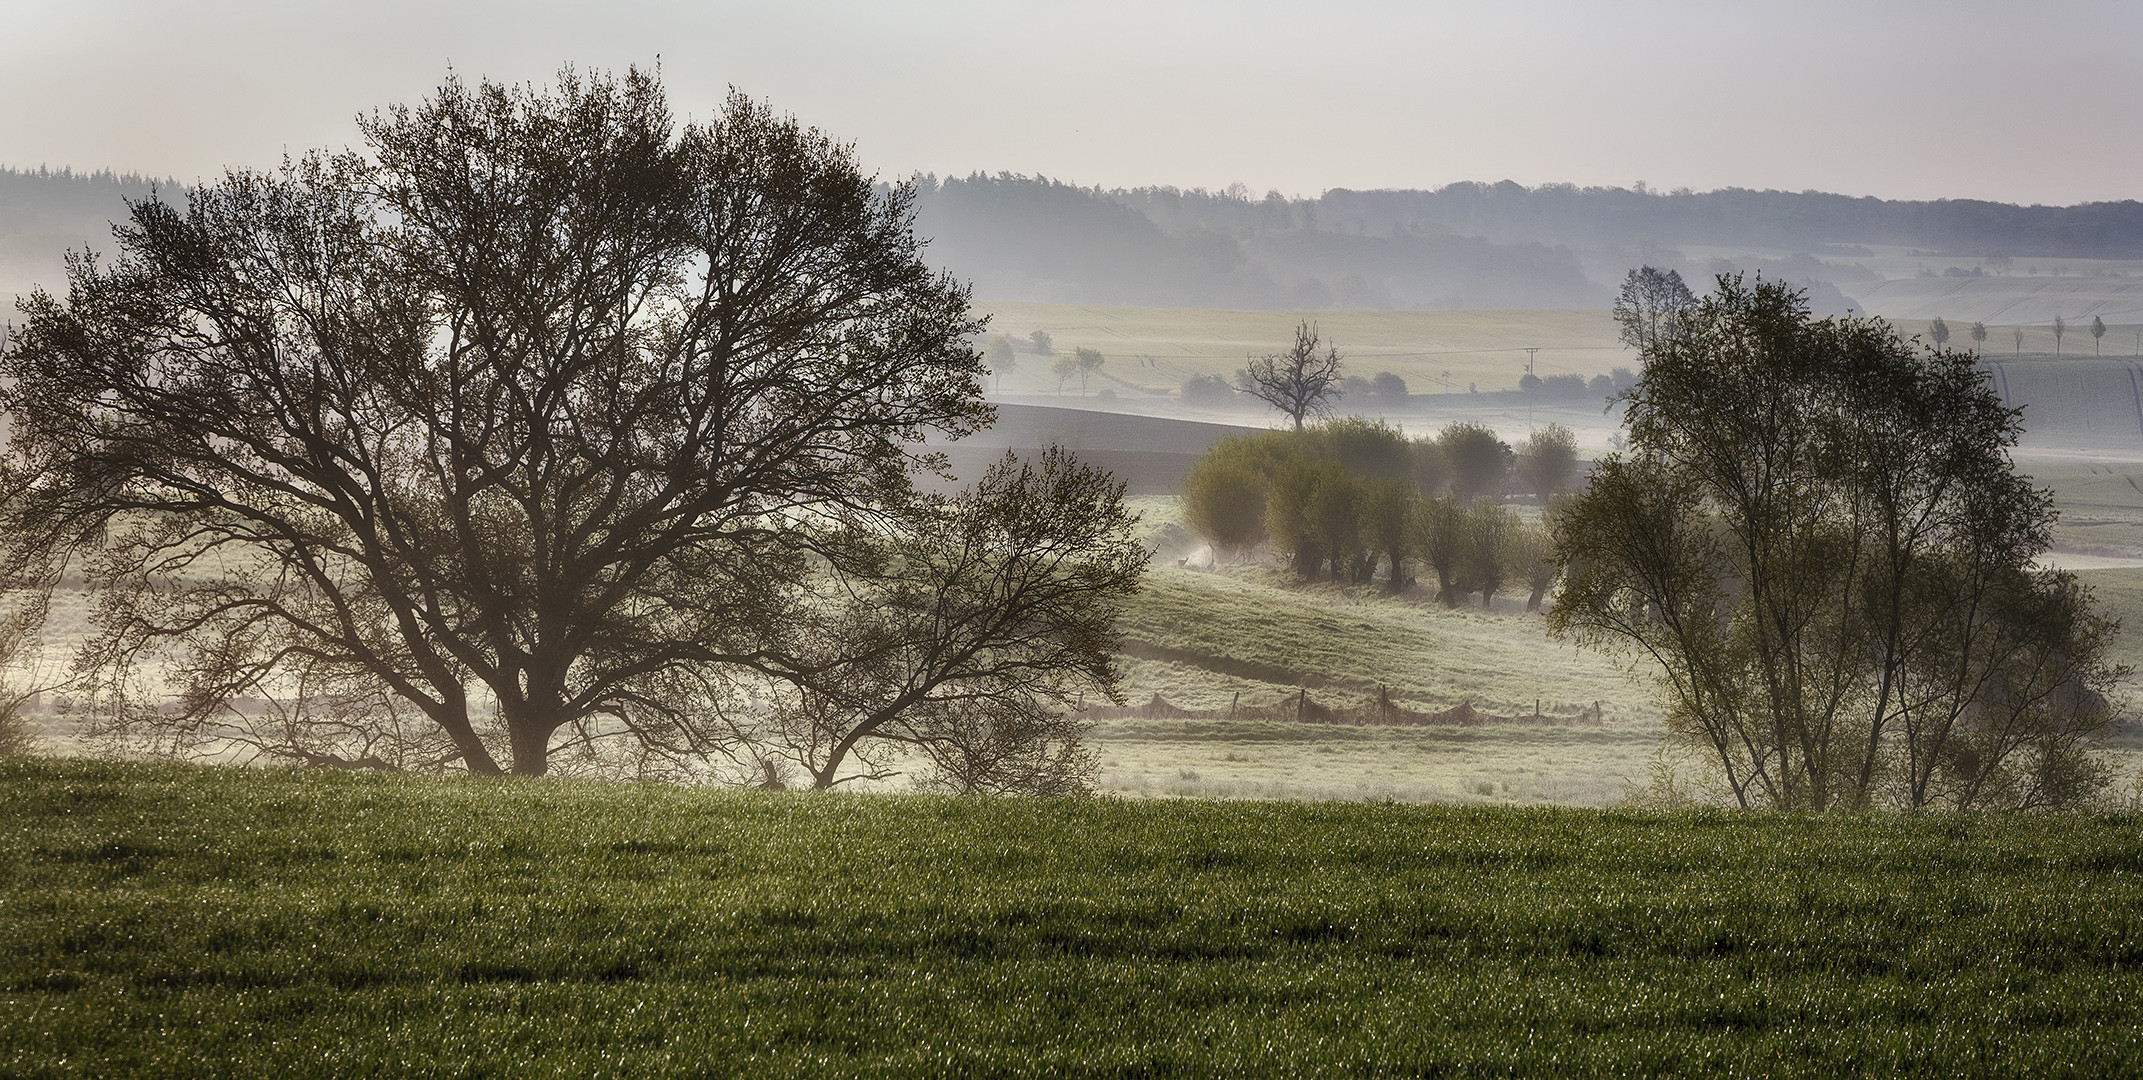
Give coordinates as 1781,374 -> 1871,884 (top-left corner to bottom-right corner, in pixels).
7,757 -> 2143,1077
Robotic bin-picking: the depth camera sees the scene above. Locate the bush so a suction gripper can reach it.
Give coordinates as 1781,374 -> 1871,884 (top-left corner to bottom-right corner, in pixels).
1182,454 -> 1269,560
1180,373 -> 1236,404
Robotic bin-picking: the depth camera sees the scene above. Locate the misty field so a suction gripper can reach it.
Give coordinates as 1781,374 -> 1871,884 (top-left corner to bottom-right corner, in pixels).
1095,560 -> 1661,806
8,758 -> 2143,1078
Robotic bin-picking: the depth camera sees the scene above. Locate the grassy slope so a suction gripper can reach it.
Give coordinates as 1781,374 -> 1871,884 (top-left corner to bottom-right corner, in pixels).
6,758 -> 2143,1078
1098,563 -> 1660,805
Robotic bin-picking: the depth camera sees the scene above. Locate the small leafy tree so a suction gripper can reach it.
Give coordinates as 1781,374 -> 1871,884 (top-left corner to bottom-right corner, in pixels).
1182,452 -> 1268,561
1437,423 -> 1512,505
1266,460 -> 1348,580
761,450 -> 1146,792
1029,330 -> 1054,355
988,334 -> 1017,389
1506,518 -> 1562,613
1238,320 -> 1343,429
1463,504 -> 1517,609
1410,495 -> 1468,607
1371,371 -> 1408,400
1051,353 -> 1078,394
2092,316 -> 2107,355
2054,314 -> 2066,355
1360,479 -> 1412,593
1515,424 -> 1580,500
1971,321 -> 1988,353
1075,346 -> 1105,393
1930,317 -> 1951,348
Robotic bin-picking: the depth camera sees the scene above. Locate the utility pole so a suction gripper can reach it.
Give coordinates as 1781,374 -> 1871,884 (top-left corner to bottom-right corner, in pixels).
1523,347 -> 1539,376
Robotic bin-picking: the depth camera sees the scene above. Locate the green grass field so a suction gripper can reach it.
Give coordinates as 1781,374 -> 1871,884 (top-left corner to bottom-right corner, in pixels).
7,758 -> 2143,1077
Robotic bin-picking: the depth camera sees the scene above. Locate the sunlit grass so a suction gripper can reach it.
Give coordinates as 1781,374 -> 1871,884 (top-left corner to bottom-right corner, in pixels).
7,758 -> 2143,1077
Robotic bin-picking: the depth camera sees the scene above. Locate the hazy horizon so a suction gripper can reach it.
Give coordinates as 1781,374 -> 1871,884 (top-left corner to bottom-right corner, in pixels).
3,0 -> 2137,207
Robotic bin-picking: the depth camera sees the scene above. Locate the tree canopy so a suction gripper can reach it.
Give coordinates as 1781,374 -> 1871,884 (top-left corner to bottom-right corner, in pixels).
0,69 -> 1139,784
1552,276 -> 2121,810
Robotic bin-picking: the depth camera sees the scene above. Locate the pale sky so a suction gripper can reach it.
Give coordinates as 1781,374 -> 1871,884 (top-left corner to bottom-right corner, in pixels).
3,0 -> 2137,206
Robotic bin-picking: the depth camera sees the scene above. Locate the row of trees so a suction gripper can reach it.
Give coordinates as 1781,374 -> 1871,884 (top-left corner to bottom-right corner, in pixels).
1555,276 -> 2121,811
1181,420 -> 1579,608
0,69 -> 1144,790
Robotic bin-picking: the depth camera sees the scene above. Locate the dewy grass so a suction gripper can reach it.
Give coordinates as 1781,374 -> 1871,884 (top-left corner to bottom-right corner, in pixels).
7,758 -> 2143,1077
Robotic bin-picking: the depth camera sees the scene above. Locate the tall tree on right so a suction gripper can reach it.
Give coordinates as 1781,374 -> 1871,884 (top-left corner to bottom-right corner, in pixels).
1550,277 -> 2121,811
2091,315 -> 2107,355
1237,320 -> 1343,429
1610,266 -> 1696,354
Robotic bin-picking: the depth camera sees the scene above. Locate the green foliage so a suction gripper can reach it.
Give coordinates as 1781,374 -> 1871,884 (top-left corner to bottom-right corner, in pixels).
1358,478 -> 1413,594
10,758 -> 2143,1077
1315,417 -> 1411,481
1462,504 -> 1518,609
1553,276 -> 2121,811
1181,454 -> 1268,561
1435,422 -> 1512,505
1410,495 -> 1467,607
1370,370 -> 1408,400
1514,423 -> 1580,500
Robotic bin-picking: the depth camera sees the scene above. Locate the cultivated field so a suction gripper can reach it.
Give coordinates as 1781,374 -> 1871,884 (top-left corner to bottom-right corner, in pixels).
7,758 -> 2143,1078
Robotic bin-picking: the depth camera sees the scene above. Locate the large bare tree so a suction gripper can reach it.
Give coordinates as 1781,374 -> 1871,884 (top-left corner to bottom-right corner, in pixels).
0,70 -> 1142,780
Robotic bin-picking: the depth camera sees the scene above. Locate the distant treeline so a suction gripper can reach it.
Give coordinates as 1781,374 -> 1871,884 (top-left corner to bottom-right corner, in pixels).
9,164 -> 2141,313
1,167 -> 183,297
909,173 -> 2143,311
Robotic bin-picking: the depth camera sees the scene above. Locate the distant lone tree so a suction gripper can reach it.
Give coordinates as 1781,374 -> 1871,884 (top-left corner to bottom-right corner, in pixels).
2054,315 -> 2067,355
2014,326 -> 2026,355
1930,317 -> 1951,348
1611,266 -> 1696,353
988,334 -> 1017,388
1371,371 -> 1409,400
1075,346 -> 1105,393
0,68 -> 1141,784
1029,329 -> 1054,355
2092,316 -> 2107,355
1051,353 -> 1078,394
1971,321 -> 1988,353
1238,320 -> 1343,429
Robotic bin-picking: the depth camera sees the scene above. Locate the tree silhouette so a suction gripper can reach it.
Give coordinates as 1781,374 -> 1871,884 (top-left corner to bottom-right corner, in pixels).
2091,316 -> 2106,355
1611,266 -> 1696,354
1237,320 -> 1343,429
1970,321 -> 1988,354
1075,346 -> 1105,393
0,69 -> 1137,782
